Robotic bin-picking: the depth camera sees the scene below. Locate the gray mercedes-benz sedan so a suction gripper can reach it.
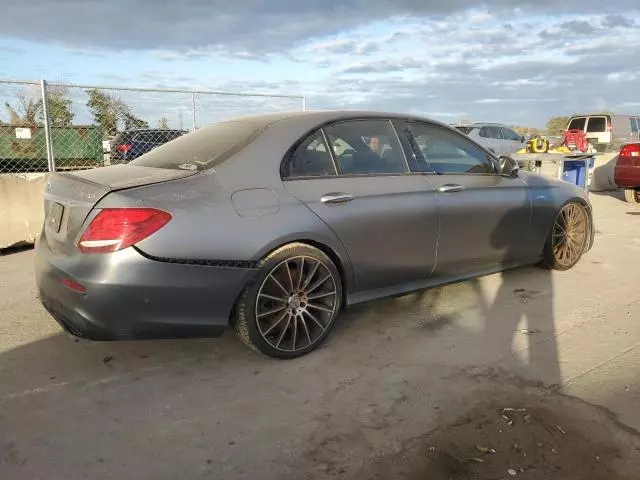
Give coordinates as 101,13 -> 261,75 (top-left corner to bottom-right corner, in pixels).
35,110 -> 594,358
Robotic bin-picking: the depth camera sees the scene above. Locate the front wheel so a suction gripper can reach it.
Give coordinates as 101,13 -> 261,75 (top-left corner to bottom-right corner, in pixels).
233,243 -> 343,359
541,201 -> 591,271
624,188 -> 640,204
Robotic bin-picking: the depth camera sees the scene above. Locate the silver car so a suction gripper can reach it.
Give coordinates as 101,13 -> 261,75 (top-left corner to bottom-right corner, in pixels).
35,111 -> 594,358
454,122 -> 527,155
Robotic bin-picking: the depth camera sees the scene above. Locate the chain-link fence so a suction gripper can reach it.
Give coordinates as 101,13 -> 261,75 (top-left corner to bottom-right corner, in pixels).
0,79 -> 305,173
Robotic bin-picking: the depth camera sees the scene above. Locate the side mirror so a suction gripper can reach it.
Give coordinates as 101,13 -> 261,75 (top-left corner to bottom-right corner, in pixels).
499,155 -> 519,177
521,135 -> 526,143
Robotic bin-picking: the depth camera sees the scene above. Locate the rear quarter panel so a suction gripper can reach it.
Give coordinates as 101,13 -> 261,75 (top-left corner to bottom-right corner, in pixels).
518,171 -> 591,252
93,123 -> 356,286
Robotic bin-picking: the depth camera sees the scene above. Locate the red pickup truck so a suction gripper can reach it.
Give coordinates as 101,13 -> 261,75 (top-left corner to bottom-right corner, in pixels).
615,143 -> 640,203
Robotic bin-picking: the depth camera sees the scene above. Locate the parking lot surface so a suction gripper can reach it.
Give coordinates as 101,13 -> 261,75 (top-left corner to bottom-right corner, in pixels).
1,191 -> 639,479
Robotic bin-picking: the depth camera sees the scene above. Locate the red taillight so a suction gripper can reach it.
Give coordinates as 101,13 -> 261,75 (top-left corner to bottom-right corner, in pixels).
620,143 -> 640,158
115,144 -> 132,153
77,208 -> 172,254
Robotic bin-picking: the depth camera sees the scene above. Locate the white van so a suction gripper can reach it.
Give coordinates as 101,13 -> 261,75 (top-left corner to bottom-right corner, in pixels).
566,114 -> 640,151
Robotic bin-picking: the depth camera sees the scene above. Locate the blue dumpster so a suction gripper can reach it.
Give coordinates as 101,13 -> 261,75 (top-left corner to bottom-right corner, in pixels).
562,160 -> 587,188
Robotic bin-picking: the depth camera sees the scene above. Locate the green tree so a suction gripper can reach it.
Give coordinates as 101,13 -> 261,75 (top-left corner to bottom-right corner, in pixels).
44,85 -> 74,126
546,116 -> 570,136
86,88 -> 120,136
86,88 -> 148,135
4,92 -> 41,127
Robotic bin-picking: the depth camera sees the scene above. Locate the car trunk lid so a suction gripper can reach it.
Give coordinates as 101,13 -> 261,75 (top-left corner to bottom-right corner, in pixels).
43,165 -> 197,255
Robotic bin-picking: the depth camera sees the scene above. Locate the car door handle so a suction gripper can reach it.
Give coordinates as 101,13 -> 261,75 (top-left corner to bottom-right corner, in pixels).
438,184 -> 465,193
321,193 -> 354,204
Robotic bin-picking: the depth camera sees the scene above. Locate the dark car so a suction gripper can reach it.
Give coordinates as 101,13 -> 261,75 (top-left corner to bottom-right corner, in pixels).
35,110 -> 594,359
614,142 -> 640,203
110,129 -> 187,163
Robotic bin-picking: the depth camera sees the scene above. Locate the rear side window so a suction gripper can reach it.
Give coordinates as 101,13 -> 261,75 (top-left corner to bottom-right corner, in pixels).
487,126 -> 503,139
631,118 -> 639,133
454,126 -> 475,135
568,117 -> 586,130
130,120 -> 269,171
324,120 -> 408,175
285,131 -> 336,178
501,127 -> 522,141
586,117 -> 607,133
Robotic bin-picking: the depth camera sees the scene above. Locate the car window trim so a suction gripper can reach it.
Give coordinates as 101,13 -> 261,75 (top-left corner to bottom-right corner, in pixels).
320,128 -> 341,176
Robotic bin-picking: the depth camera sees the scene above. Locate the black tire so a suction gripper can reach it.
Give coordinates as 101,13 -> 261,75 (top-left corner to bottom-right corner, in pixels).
233,242 -> 343,359
541,201 -> 591,271
624,188 -> 640,204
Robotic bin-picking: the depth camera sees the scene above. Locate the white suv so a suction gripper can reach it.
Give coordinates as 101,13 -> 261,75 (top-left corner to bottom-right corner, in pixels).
453,123 -> 526,155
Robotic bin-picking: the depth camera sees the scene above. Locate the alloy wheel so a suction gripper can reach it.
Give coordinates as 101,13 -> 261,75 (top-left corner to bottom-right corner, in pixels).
254,256 -> 339,353
552,203 -> 589,267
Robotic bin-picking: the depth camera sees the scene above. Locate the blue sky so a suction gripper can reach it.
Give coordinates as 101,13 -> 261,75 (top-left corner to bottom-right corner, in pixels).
2,0 -> 640,128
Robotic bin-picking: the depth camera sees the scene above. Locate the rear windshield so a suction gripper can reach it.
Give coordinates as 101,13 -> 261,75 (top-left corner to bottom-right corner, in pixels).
130,120 -> 270,171
454,126 -> 476,134
567,117 -> 586,130
586,117 -> 607,132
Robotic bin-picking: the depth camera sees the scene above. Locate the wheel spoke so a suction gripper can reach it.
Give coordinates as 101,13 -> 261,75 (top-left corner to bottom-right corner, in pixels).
259,292 -> 288,303
262,310 -> 289,336
307,274 -> 332,294
301,260 -> 320,290
296,257 -> 305,291
269,274 -> 289,296
554,220 -> 566,235
304,310 -> 326,332
300,315 -> 312,345
258,305 -> 286,318
275,315 -> 292,348
291,315 -> 298,351
307,302 -> 334,314
284,261 -> 295,292
308,290 -> 336,301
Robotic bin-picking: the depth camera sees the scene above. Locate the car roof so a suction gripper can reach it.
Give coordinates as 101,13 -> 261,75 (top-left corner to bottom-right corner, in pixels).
120,128 -> 187,133
205,109 -> 459,131
470,122 -> 509,127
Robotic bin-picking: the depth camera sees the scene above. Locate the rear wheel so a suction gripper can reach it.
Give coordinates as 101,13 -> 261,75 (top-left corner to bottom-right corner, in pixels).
624,188 -> 640,204
541,202 -> 590,271
233,243 -> 343,359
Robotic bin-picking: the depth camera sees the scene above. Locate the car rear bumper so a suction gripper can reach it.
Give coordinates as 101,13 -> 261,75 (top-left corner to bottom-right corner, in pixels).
35,233 -> 257,341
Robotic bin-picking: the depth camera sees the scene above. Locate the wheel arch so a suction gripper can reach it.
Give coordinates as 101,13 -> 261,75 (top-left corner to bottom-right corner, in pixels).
256,237 -> 352,310
542,195 -> 594,255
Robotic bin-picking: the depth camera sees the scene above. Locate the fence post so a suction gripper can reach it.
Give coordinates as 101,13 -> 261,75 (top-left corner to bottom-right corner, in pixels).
191,92 -> 197,131
40,79 -> 55,172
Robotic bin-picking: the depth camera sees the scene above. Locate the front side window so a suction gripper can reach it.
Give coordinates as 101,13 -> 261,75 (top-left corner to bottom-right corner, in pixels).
284,131 -> 337,178
324,120 -> 408,175
586,117 -> 607,133
405,122 -> 496,175
632,118 -> 639,134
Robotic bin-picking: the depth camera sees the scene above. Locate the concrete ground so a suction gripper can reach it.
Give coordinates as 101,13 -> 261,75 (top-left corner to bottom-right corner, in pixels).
1,190 -> 639,479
